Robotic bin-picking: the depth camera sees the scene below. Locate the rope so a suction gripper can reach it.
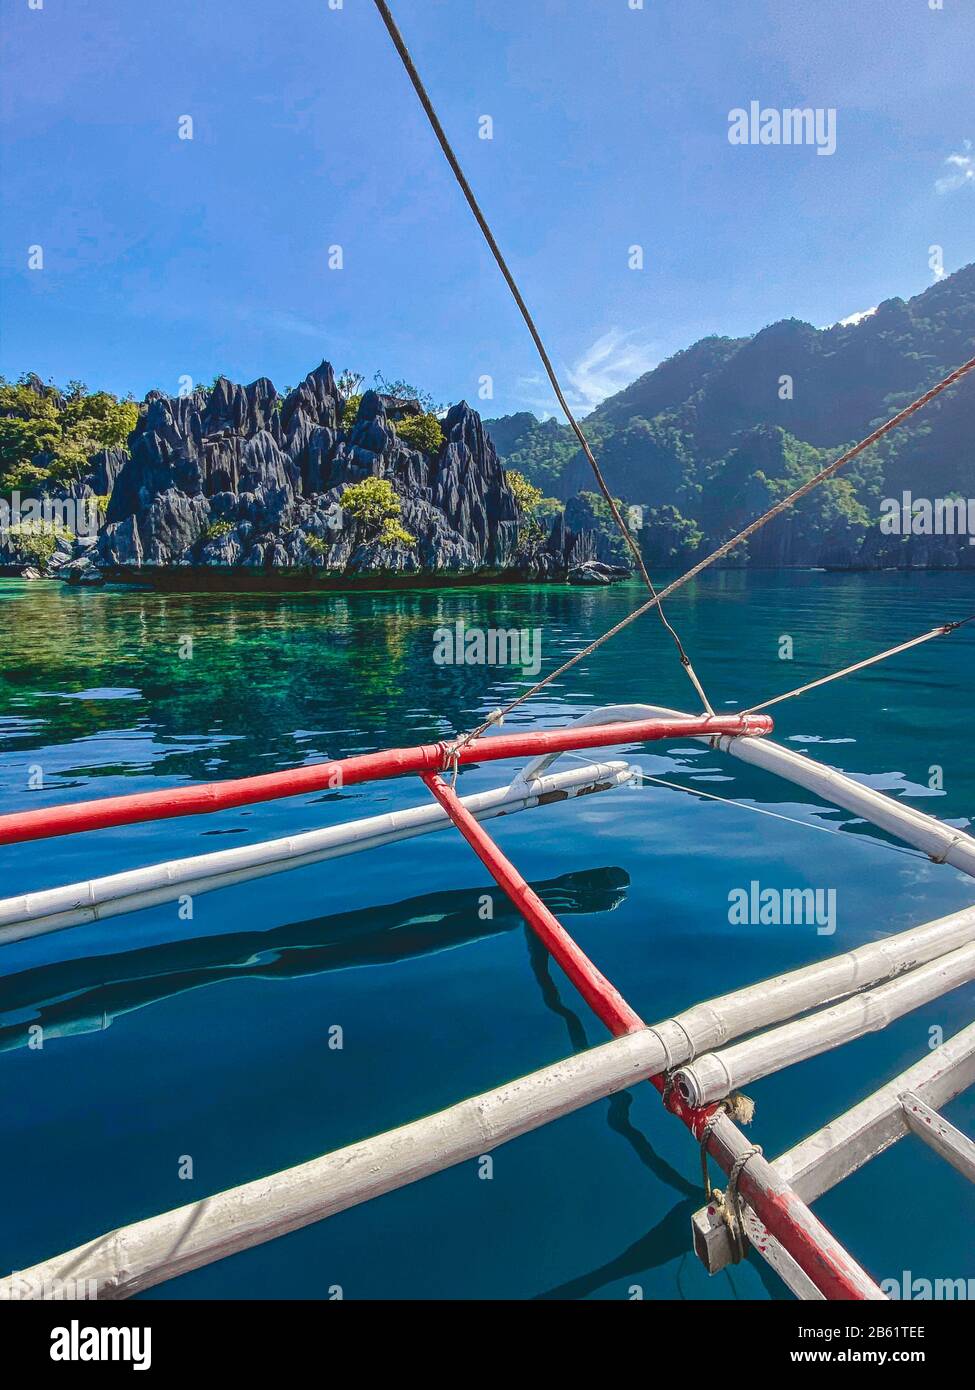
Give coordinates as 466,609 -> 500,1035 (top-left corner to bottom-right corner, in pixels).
699,1100 -> 762,1263
723,1143 -> 763,1263
371,0 -> 714,716
373,2 -> 975,737
556,750 -> 929,858
699,1106 -> 727,1203
746,614 -> 975,714
631,770 -> 928,860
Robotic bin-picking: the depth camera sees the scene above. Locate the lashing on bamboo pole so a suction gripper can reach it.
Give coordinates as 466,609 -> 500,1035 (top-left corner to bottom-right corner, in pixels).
675,940 -> 975,1108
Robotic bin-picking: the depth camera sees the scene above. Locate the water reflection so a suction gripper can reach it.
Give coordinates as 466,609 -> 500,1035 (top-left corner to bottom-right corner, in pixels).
0,582 -> 625,778
0,867 -> 629,1051
523,920 -> 772,1300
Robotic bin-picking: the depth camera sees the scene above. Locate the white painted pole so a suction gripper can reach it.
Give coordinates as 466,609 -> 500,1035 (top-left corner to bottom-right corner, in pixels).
901,1091 -> 975,1184
0,1028 -> 670,1301
5,705 -> 969,1299
711,732 -> 975,877
0,761 -> 630,946
775,1020 -> 975,1202
13,902 -> 967,1298
661,902 -> 975,1061
675,940 -> 975,1107
532,702 -> 975,877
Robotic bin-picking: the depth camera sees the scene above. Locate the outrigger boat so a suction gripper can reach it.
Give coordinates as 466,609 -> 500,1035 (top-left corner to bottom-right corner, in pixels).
2,698 -> 975,1302
3,1 -> 975,1301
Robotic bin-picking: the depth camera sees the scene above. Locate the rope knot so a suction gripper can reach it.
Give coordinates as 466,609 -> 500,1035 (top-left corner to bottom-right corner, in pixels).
698,1099 -> 762,1264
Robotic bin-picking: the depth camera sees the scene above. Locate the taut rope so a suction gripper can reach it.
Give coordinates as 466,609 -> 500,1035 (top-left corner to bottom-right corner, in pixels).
372,0 -> 714,716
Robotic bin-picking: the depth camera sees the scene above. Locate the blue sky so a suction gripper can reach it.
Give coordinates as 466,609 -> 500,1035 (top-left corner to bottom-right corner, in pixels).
1,0 -> 973,419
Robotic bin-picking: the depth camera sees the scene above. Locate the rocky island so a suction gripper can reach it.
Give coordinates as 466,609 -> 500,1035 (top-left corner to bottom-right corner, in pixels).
0,364 -> 626,590
3,264 -> 972,587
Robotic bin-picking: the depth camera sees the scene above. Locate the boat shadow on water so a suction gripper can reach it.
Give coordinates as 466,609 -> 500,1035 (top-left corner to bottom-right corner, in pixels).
0,867 -> 629,1050
0,860 -> 784,1299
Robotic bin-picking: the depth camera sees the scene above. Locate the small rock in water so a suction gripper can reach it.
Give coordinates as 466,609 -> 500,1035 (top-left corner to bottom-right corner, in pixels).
567,559 -> 630,586
61,555 -> 105,586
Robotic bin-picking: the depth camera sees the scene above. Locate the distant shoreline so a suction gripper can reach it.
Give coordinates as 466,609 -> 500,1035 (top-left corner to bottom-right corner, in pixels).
2,561 -> 972,594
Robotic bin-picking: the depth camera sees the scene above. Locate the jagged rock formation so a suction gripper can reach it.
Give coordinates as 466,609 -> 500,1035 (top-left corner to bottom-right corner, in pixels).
89,362 -> 619,585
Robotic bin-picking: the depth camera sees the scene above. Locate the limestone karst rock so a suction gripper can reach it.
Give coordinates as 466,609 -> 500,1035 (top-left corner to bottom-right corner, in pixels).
93,360 -> 615,583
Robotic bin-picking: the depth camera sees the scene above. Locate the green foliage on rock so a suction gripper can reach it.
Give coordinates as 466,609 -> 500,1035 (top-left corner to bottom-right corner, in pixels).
576,488 -> 624,520
506,469 -> 545,516
341,394 -> 363,429
506,468 -> 553,542
303,533 -> 331,557
393,412 -> 443,456
341,477 -> 416,548
5,520 -> 70,569
636,505 -> 703,567
377,519 -> 416,548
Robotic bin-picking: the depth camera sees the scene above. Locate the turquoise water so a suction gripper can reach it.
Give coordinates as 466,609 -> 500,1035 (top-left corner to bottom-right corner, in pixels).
0,570 -> 973,1300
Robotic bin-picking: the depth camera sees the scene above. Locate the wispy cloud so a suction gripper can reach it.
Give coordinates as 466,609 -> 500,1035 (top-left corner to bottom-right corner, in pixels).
563,329 -> 659,415
832,306 -> 878,328
513,330 -> 658,418
935,141 -> 974,194
236,308 -> 331,340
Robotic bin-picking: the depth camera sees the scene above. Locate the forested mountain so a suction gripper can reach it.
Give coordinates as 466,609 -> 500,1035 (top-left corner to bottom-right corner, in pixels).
3,266 -> 972,584
485,263 -> 975,567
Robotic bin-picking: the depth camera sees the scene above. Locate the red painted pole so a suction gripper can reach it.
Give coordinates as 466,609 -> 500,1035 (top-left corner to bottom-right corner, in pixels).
421,771 -> 645,1036
421,770 -> 882,1301
0,714 -> 770,846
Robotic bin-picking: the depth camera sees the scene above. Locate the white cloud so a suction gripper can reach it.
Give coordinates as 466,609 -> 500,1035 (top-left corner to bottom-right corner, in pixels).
833,306 -> 878,328
935,141 -> 975,194
563,329 -> 658,415
512,330 -> 658,418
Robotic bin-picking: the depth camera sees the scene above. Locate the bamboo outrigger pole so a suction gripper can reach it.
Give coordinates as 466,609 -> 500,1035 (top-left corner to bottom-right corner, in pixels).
14,857 -> 972,1299
0,713 -> 769,846
420,771 -> 883,1300
0,760 -> 631,945
693,1021 -> 975,1282
543,701 -> 975,874
1,1030 -> 671,1301
6,697 -> 973,1299
675,940 -> 975,1106
14,923 -> 935,1302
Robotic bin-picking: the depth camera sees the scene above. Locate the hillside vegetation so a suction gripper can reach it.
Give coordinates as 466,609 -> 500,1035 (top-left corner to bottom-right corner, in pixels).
485,263 -> 975,567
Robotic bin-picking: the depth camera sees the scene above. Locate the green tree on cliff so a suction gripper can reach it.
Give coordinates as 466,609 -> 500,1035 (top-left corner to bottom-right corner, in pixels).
0,375 -> 137,492
341,477 -> 415,548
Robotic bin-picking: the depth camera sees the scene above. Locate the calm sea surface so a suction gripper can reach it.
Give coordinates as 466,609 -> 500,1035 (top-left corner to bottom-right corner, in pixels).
1,570 -> 973,1300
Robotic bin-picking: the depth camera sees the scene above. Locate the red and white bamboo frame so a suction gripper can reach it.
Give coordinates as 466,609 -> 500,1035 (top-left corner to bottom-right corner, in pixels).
0,705 -> 893,1299
420,768 -> 882,1301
